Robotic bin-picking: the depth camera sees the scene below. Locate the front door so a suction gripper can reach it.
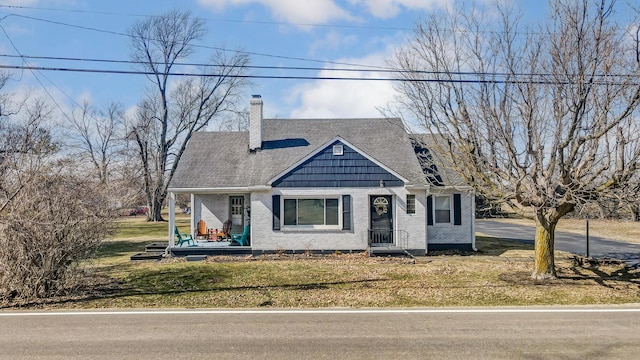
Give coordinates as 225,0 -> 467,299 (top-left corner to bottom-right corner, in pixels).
230,196 -> 244,233
370,195 -> 393,245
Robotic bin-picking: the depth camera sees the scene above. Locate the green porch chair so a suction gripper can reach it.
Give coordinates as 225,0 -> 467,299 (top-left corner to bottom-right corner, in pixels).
174,226 -> 195,247
231,225 -> 250,246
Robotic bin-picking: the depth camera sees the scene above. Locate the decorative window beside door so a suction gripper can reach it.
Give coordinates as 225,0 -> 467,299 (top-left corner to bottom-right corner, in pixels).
406,194 -> 416,214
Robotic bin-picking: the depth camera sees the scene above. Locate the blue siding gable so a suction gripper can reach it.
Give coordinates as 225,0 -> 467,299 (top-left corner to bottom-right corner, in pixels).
272,141 -> 404,188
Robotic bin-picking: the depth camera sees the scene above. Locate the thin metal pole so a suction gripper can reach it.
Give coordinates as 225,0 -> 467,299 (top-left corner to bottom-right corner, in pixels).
586,216 -> 590,258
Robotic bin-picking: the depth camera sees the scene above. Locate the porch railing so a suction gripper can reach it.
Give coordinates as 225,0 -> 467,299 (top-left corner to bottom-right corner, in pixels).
368,229 -> 410,249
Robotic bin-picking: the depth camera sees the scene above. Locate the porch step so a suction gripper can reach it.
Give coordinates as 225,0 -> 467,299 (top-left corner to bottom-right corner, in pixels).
130,251 -> 164,261
145,242 -> 168,252
369,247 -> 415,258
130,242 -> 168,261
171,247 -> 253,257
186,255 -> 208,262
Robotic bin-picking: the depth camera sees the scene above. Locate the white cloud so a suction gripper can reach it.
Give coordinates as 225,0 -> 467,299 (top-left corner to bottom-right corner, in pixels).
1,0 -> 78,6
1,0 -> 39,5
286,50 -> 397,119
309,30 -> 358,56
198,0 -> 356,25
348,0 -> 453,19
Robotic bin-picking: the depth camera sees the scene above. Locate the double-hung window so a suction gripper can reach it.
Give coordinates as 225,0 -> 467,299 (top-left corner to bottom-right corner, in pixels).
283,198 -> 340,228
434,195 -> 451,223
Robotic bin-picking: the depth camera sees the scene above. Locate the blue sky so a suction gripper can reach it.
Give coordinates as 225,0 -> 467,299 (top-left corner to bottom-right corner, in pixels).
0,0 -> 547,121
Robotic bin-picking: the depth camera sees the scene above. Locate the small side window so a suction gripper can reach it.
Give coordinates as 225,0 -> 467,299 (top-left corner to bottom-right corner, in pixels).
406,194 -> 416,214
333,144 -> 344,156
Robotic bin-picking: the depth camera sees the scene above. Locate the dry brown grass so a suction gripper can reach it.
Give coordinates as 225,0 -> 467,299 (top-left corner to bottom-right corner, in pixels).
6,239 -> 639,309
487,217 -> 640,244
4,217 -> 639,310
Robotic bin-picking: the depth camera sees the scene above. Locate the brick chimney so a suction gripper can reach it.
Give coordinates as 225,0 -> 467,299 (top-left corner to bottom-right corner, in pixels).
249,95 -> 263,151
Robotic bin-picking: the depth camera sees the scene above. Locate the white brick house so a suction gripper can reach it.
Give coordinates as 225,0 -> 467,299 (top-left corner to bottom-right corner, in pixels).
167,96 -> 475,256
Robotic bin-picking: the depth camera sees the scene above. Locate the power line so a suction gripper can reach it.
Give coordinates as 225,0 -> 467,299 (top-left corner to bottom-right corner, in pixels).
0,22 -> 76,123
0,64 -> 396,81
0,53 -> 398,73
1,53 -> 636,80
0,13 -> 395,71
0,63 -> 635,86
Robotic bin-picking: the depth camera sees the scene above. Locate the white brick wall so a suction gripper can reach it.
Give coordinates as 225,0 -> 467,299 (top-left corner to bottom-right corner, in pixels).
426,190 -> 474,245
192,188 -> 474,252
250,187 -> 427,252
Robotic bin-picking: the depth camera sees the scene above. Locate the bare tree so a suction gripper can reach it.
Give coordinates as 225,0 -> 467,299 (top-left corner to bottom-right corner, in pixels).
0,170 -> 116,303
128,9 -> 250,221
0,83 -> 116,303
67,101 -> 126,185
0,92 -> 56,214
392,0 -> 640,279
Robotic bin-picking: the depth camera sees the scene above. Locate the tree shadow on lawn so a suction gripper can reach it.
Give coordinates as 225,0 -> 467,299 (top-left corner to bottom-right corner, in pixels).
429,235 -> 534,257
565,257 -> 640,290
117,266 -> 387,295
1,266 -> 388,309
462,236 -> 640,289
497,256 -> 640,290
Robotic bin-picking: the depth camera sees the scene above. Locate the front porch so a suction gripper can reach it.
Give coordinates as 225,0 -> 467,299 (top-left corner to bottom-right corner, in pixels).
167,191 -> 252,250
170,239 -> 253,257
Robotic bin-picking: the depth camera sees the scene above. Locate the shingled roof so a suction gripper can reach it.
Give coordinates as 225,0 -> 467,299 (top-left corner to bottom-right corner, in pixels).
169,118 -> 429,190
411,133 -> 467,187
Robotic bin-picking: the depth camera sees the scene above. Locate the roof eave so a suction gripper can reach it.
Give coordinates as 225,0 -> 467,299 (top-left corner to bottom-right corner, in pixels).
168,185 -> 272,194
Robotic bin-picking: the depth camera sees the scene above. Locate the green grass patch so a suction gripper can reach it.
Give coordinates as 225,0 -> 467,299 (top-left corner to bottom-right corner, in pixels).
114,214 -> 190,240
474,235 -> 533,256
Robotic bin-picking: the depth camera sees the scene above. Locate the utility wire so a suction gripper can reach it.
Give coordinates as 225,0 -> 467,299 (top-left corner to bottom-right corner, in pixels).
1,54 -> 635,80
0,22 -> 76,123
1,53 -> 636,80
1,13 -> 394,71
0,53 -> 398,73
0,63 -> 634,86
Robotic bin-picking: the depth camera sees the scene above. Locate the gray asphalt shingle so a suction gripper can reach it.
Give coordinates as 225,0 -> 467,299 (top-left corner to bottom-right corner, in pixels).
170,118 -> 429,190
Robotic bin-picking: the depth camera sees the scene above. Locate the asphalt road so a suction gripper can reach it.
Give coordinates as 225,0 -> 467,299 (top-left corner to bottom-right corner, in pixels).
1,308 -> 639,359
476,219 -> 640,267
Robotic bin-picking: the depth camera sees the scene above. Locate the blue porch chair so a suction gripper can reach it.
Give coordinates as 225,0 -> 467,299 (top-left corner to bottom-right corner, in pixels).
231,225 -> 250,246
174,226 -> 195,247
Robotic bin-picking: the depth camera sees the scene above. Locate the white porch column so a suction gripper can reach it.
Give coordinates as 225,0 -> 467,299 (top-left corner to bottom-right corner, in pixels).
191,193 -> 195,237
168,192 -> 176,252
471,191 -> 477,251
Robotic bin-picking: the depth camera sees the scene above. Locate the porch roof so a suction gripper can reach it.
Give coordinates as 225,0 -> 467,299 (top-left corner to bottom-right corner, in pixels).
170,118 -> 429,190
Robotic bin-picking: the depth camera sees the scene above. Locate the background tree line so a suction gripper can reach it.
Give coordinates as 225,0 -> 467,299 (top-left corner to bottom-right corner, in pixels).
0,9 -> 249,303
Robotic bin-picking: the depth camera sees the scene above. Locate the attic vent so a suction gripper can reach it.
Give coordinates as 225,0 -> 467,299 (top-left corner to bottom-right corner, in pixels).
333,144 -> 344,156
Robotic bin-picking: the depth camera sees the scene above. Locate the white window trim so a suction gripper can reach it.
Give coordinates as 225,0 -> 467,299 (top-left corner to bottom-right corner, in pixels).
281,196 -> 342,231
433,194 -> 452,225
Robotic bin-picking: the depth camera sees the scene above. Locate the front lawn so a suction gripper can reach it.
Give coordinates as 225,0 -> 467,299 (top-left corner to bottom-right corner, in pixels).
4,216 -> 640,309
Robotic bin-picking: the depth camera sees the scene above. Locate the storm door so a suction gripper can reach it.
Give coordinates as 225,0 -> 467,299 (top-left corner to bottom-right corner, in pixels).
369,195 -> 393,245
230,196 -> 244,233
